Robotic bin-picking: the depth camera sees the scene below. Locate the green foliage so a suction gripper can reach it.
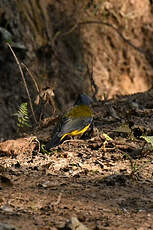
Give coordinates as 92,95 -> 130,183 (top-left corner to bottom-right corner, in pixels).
113,123 -> 132,134
14,103 -> 31,128
102,132 -> 112,150
103,133 -> 112,141
141,136 -> 153,149
41,144 -> 50,154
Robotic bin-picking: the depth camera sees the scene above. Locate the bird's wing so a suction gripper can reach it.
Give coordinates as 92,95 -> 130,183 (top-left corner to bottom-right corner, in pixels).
58,116 -> 92,137
46,103 -> 92,149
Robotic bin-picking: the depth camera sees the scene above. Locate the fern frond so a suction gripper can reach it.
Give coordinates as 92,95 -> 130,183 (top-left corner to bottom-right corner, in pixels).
14,103 -> 31,128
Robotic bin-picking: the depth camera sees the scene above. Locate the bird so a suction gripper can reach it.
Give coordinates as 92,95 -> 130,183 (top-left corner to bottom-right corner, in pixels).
46,93 -> 93,150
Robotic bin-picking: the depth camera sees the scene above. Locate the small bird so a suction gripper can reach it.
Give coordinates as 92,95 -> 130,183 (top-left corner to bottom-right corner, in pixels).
46,93 -> 93,149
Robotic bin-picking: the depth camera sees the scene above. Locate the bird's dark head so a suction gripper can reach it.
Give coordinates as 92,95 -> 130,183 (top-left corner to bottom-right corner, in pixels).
75,93 -> 92,106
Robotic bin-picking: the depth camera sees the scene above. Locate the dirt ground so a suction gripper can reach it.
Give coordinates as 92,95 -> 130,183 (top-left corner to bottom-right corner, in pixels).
1,0 -> 153,140
0,89 -> 153,230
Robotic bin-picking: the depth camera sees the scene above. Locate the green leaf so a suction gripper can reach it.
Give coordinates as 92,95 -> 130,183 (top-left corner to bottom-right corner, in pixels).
103,133 -> 112,141
113,123 -> 131,133
141,136 -> 153,147
14,103 -> 31,128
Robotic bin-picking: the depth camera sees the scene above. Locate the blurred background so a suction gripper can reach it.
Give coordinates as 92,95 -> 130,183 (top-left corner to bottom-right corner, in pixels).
0,0 -> 153,139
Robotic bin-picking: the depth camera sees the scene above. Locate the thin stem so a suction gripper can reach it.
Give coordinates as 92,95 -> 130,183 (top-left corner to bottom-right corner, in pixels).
21,62 -> 40,93
7,43 -> 37,124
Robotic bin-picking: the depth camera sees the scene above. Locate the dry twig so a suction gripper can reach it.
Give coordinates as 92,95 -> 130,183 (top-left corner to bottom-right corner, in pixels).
6,43 -> 37,124
21,62 -> 40,93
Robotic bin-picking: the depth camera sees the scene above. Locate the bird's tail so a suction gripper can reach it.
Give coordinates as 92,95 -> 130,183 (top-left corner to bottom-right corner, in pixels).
45,135 -> 67,150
